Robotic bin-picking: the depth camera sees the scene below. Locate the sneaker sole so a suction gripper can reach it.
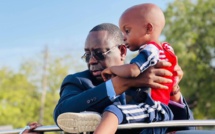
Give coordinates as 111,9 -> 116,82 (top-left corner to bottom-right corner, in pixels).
57,112 -> 101,133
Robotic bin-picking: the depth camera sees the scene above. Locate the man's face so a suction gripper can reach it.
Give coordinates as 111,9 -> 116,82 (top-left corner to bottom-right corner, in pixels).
84,30 -> 124,81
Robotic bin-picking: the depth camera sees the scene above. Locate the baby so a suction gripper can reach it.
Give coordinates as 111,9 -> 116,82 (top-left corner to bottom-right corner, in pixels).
94,3 -> 177,134
102,3 -> 177,105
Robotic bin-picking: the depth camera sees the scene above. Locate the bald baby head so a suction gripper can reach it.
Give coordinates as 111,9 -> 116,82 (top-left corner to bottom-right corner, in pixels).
119,3 -> 165,40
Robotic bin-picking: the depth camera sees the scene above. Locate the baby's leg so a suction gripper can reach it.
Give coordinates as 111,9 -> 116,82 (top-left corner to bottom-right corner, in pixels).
94,111 -> 118,134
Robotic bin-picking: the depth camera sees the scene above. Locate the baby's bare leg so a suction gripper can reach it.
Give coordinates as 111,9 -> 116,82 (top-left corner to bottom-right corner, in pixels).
94,111 -> 118,134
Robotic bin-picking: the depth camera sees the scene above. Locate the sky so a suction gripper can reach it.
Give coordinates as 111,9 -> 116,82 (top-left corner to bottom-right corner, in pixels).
0,0 -> 172,71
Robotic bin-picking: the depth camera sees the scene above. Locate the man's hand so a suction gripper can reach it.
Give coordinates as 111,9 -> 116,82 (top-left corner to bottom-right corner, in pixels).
21,122 -> 43,134
136,61 -> 173,89
170,64 -> 184,102
173,64 -> 183,86
112,61 -> 173,95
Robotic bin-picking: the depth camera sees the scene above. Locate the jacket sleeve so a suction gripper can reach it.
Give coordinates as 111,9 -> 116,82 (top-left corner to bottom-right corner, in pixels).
167,97 -> 195,132
53,74 -> 113,124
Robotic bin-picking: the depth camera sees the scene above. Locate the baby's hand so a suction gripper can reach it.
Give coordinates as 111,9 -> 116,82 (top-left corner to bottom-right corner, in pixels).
101,68 -> 115,81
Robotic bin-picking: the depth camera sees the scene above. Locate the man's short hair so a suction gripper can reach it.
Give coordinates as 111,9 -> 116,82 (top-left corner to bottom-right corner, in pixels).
90,23 -> 124,45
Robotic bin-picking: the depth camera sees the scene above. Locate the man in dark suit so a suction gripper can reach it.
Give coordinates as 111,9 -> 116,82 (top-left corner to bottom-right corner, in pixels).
54,23 -> 194,133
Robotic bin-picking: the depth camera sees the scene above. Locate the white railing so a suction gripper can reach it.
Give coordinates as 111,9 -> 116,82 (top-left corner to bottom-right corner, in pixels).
1,120 -> 215,134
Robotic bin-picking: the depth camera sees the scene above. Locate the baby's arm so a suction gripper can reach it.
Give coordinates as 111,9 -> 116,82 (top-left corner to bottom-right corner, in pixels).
102,44 -> 159,81
111,64 -> 141,78
101,64 -> 141,81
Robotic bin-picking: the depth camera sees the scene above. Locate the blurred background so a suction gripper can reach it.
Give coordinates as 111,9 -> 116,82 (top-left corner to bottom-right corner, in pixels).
0,0 -> 214,132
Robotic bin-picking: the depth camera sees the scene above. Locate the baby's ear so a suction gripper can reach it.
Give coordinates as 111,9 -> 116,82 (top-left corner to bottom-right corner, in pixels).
146,23 -> 153,33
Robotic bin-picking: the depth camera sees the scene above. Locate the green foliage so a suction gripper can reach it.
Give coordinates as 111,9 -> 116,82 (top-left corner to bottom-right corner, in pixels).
0,68 -> 40,128
0,51 -> 86,129
18,53 -> 85,126
163,0 -> 215,119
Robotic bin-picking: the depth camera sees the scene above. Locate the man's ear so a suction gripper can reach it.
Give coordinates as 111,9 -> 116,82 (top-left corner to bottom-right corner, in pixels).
119,45 -> 127,61
146,23 -> 153,34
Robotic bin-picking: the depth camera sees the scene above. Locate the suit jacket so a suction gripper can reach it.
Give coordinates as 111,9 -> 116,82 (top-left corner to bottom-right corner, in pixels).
54,70 -> 194,132
53,70 -> 126,123
167,98 -> 195,132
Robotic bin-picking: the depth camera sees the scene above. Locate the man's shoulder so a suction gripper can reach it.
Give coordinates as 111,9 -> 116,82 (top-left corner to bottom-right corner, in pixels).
63,70 -> 91,82
66,70 -> 90,78
59,70 -> 93,95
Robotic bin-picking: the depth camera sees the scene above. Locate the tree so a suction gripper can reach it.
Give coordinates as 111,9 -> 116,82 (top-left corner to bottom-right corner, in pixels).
0,68 -> 40,128
19,48 -> 86,126
0,46 -> 86,129
163,0 -> 215,119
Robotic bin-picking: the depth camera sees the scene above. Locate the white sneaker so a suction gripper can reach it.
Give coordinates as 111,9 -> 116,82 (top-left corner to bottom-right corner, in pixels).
57,112 -> 101,133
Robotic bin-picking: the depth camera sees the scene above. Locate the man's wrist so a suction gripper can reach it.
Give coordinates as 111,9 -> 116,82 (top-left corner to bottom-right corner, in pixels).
170,85 -> 180,96
170,85 -> 181,103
